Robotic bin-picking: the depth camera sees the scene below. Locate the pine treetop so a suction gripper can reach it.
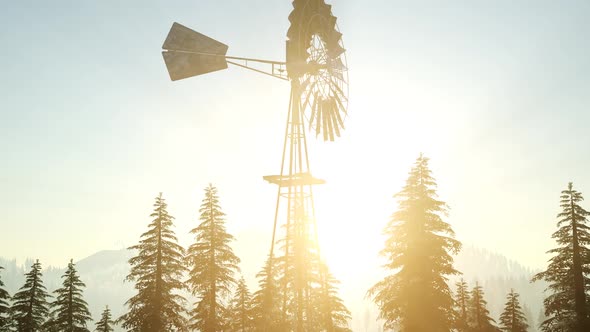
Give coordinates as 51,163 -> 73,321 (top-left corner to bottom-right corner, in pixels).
252,256 -> 276,306
382,155 -> 461,271
230,277 -> 252,315
532,182 -> 590,331
186,184 -> 240,332
499,289 -> 528,332
233,277 -> 252,307
126,193 -> 187,287
11,260 -> 51,331
0,266 -> 9,307
454,278 -> 470,331
368,154 -> 461,331
251,256 -> 285,331
469,282 -> 497,331
95,305 -> 115,332
47,259 -> 92,331
553,182 -> 590,246
187,184 -> 240,297
0,266 -> 10,329
227,276 -> 254,332
317,263 -> 351,332
119,193 -> 188,332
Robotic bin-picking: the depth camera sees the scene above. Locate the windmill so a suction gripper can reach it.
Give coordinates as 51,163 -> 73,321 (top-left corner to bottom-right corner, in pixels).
162,1 -> 348,330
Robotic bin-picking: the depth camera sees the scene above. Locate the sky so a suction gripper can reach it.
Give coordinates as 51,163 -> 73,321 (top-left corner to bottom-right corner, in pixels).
1,0 -> 590,328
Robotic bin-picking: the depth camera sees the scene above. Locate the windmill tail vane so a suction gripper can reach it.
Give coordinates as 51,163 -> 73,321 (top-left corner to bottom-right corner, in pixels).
162,22 -> 288,81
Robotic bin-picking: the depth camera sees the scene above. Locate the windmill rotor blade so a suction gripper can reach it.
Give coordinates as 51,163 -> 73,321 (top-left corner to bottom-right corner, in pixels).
308,95 -> 318,131
329,80 -> 346,102
325,102 -> 335,141
331,68 -> 344,82
300,73 -> 314,91
313,96 -> 321,137
302,81 -> 318,119
322,101 -> 330,141
329,99 -> 341,138
326,30 -> 343,46
319,4 -> 333,17
332,92 -> 347,117
162,51 -> 228,81
330,57 -> 347,71
333,99 -> 345,130
328,45 -> 346,59
325,16 -> 338,30
332,116 -> 341,138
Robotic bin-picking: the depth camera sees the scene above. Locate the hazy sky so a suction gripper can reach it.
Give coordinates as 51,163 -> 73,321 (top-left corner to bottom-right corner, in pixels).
1,0 -> 590,328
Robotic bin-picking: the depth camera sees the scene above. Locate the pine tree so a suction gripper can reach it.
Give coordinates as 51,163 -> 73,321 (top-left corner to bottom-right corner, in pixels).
186,184 -> 240,332
314,263 -> 351,332
454,279 -> 470,332
46,259 -> 92,332
11,260 -> 50,332
0,267 -> 11,331
227,277 -> 254,332
367,154 -> 461,331
250,256 -> 285,331
42,310 -> 61,332
95,306 -> 115,332
469,282 -> 498,332
532,182 -> 590,332
499,289 -> 528,332
118,193 -> 188,332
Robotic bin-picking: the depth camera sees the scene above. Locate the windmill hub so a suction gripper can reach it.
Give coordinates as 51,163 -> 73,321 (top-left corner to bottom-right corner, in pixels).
303,61 -> 325,75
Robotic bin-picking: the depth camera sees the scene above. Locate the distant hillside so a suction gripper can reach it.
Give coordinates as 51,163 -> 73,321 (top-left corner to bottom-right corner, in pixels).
1,245 -> 546,331
0,252 -> 134,332
452,245 -> 546,330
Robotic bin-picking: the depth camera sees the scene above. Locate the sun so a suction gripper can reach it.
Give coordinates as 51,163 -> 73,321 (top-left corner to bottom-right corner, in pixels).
312,168 -> 392,283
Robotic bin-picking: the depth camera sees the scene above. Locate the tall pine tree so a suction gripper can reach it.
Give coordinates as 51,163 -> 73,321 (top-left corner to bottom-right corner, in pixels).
469,282 -> 498,332
95,306 -> 115,332
11,260 -> 50,332
186,184 -> 240,332
227,277 -> 254,332
251,256 -> 285,331
314,263 -> 351,332
367,154 -> 461,331
46,259 -> 92,332
454,279 -> 470,332
0,266 -> 10,331
532,182 -> 590,332
118,193 -> 188,332
498,289 -> 528,332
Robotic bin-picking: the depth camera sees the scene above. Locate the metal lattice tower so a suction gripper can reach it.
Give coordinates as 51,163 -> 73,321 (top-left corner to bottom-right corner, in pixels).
161,1 -> 348,330
263,79 -> 324,331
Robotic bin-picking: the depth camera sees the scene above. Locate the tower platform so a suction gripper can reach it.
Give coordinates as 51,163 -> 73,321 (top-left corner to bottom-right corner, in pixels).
263,172 -> 325,187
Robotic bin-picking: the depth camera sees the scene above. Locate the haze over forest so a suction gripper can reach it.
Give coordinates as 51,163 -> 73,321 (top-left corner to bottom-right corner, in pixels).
0,245 -> 545,331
